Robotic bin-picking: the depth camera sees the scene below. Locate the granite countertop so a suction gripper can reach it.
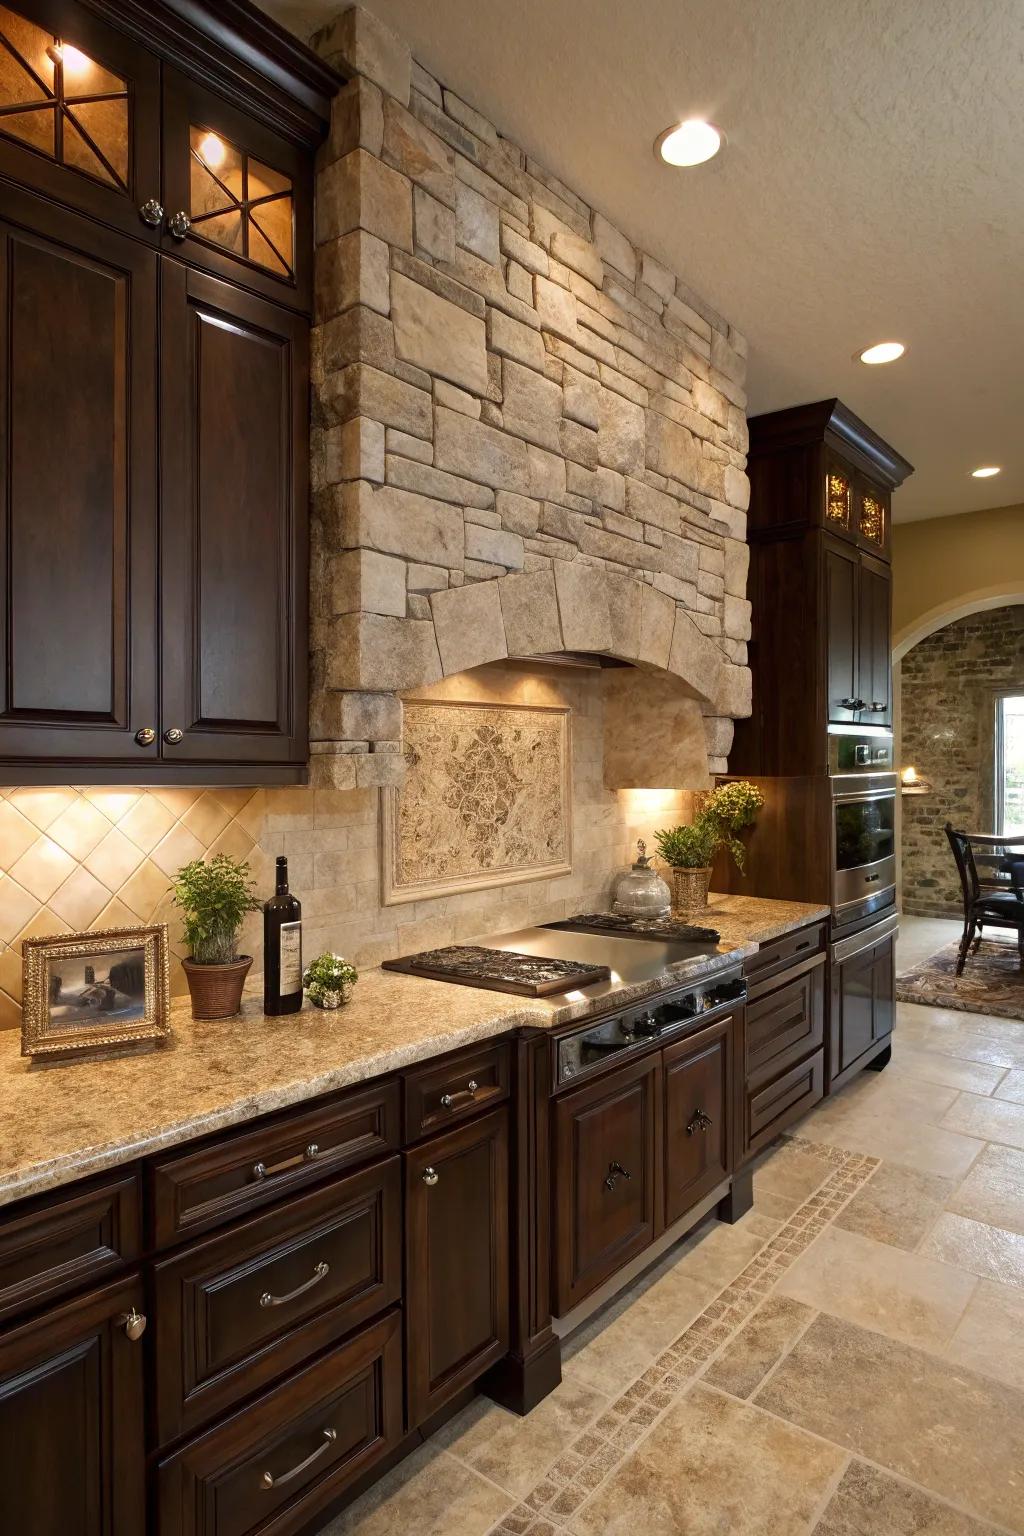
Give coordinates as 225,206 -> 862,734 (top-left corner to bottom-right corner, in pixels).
0,892 -> 827,1209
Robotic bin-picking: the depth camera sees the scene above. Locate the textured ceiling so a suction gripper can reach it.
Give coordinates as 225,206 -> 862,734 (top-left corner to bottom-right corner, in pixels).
260,0 -> 1024,522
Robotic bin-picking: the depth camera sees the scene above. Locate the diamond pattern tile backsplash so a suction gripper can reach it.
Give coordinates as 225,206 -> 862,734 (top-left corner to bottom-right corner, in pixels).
0,786 -> 269,1028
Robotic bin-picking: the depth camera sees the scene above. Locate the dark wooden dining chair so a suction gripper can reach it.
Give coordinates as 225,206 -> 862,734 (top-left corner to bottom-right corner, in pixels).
945,824 -> 1024,974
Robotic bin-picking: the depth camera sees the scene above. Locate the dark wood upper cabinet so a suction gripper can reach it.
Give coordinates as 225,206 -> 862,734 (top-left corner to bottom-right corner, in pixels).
730,400 -> 911,777
404,1108 -> 510,1428
0,0 -> 162,240
0,1272 -> 146,1536
0,0 -> 330,782
159,263 -> 308,769
161,68 -> 313,312
0,183 -> 159,768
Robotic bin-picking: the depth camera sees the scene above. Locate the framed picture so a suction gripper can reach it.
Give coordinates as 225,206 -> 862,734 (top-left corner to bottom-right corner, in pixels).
21,924 -> 171,1060
381,698 -> 573,905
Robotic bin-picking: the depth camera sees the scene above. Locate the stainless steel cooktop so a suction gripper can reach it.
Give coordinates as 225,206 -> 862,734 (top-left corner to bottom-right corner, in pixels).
473,923 -> 723,1002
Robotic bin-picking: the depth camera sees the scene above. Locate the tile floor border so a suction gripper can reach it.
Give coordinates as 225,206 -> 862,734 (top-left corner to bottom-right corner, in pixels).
485,1137 -> 881,1535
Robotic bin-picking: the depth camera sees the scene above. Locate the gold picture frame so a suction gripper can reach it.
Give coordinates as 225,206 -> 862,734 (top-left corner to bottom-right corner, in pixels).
21,924 -> 171,1060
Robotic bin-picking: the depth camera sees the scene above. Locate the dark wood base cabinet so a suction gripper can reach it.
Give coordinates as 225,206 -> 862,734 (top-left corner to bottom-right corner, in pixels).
741,930 -> 826,1159
829,926 -> 896,1090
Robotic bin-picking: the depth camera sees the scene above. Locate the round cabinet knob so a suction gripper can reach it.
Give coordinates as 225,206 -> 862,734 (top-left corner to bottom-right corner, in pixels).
422,1167 -> 439,1187
138,197 -> 164,227
120,1307 -> 147,1342
163,727 -> 184,744
134,726 -> 156,747
167,210 -> 191,239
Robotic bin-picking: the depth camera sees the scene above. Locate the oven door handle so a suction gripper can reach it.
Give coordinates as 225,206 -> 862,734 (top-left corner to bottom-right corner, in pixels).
830,912 -> 900,965
831,788 -> 898,805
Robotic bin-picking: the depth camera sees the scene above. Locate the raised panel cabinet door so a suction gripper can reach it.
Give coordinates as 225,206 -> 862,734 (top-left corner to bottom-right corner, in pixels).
159,260 -> 309,768
552,1053 -> 660,1316
405,1107 -> 510,1428
0,1272 -> 146,1536
857,555 -> 892,726
871,931 -> 896,1044
161,68 -> 312,312
0,184 -> 158,767
0,0 -> 161,239
824,536 -> 859,723
663,1016 -> 733,1228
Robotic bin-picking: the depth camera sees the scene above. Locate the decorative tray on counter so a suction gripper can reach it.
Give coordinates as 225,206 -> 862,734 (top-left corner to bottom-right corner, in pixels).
548,913 -> 722,942
382,945 -> 611,997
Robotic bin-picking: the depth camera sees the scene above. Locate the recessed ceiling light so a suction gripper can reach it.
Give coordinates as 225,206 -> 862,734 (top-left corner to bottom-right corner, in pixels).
858,341 -> 905,365
656,120 -> 723,167
971,465 -> 1001,478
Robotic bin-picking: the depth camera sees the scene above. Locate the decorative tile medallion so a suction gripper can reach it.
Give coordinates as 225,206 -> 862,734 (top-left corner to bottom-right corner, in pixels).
381,699 -> 572,905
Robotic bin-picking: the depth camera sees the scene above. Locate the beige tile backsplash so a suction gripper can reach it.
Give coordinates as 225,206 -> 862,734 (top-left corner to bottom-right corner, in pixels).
0,664 -> 694,1029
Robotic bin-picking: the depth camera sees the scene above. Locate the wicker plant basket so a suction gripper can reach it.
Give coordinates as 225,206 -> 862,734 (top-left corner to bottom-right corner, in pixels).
670,866 -> 713,913
181,955 -> 253,1020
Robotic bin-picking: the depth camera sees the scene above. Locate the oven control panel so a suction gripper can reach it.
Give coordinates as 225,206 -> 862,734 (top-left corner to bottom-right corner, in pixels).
555,969 -> 745,1086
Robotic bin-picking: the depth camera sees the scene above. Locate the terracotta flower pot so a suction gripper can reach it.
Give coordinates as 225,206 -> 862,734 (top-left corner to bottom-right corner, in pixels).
669,866 -> 713,913
181,955 -> 253,1021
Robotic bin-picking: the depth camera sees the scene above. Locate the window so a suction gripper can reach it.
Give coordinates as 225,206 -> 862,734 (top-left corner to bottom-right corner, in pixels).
996,694 -> 1024,837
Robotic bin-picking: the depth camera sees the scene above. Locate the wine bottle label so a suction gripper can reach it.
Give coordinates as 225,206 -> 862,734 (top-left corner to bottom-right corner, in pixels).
278,921 -> 302,995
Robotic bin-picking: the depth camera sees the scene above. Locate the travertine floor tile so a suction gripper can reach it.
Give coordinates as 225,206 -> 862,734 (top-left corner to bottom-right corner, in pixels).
834,1163 -> 955,1250
703,1294 -> 814,1398
568,1384 -> 846,1536
321,1445 -> 513,1536
995,1067 -> 1024,1104
946,1279 -> 1024,1391
757,1313 -> 1024,1531
814,1459 -> 1002,1535
795,1111 -> 984,1180
562,1271 -> 716,1397
919,1029 -> 1024,1071
945,1143 -> 1024,1236
940,1091 -> 1024,1150
752,1139 -> 832,1204
670,1217 -> 773,1292
777,1224 -> 977,1350
890,1041 -> 1008,1095
920,1211 -> 1024,1288
435,1378 -> 608,1499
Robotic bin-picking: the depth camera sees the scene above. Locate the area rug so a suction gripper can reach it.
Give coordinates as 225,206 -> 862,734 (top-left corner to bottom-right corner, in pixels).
896,937 -> 1024,1020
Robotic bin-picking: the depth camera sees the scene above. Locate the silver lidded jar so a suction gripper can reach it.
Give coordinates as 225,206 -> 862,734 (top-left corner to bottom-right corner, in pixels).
611,840 -> 671,918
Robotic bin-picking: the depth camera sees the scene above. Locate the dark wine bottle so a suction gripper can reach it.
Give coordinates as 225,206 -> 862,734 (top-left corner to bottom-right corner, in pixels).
263,855 -> 302,1015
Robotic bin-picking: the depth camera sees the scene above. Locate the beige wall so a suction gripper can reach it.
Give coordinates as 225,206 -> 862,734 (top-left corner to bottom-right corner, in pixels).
892,503 -> 1024,652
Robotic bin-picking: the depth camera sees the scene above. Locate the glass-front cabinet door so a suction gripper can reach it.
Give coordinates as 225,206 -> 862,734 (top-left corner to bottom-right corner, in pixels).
161,68 -> 312,310
0,0 -> 160,237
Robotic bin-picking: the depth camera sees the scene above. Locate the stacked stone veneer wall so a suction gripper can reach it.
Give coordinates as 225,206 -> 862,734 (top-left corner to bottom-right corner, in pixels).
900,605 -> 1024,916
306,6 -> 752,790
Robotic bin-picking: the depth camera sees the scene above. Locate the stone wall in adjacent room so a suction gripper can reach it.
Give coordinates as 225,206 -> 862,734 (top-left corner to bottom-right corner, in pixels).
306,5 -> 752,790
900,604 -> 1024,916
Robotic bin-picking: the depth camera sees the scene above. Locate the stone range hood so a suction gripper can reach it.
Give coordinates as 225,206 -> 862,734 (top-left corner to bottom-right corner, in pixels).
307,6 -> 753,795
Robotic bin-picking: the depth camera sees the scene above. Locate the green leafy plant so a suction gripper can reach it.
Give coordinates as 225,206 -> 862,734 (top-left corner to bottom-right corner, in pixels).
655,781 -> 765,875
170,854 -> 260,965
702,780 -> 765,873
653,820 -> 719,869
303,952 -> 358,1007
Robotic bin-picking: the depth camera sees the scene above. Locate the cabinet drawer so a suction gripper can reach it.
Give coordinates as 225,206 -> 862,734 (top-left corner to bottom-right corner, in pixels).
0,1168 -> 140,1324
149,1080 -> 400,1246
157,1309 -> 402,1536
403,1041 -> 510,1142
154,1159 -> 400,1443
746,964 -> 825,1088
746,1053 -> 824,1157
745,923 -> 826,990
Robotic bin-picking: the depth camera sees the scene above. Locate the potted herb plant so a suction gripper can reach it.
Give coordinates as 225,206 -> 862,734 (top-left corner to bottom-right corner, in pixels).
172,854 -> 261,1020
655,780 -> 765,911
653,819 -> 720,912
303,952 -> 358,1010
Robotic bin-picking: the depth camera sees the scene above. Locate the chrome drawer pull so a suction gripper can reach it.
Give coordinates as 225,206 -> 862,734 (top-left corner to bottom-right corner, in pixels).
604,1160 -> 631,1190
118,1307 -> 147,1342
687,1109 -> 713,1136
422,1166 -> 439,1186
252,1144 -> 320,1181
260,1427 -> 337,1490
440,1078 -> 479,1110
259,1260 -> 329,1309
